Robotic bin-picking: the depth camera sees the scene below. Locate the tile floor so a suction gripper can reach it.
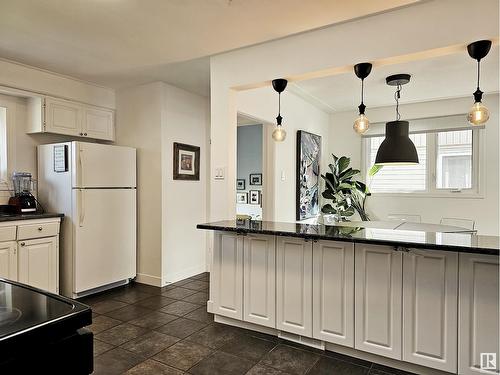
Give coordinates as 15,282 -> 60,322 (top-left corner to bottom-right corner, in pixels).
80,273 -> 416,375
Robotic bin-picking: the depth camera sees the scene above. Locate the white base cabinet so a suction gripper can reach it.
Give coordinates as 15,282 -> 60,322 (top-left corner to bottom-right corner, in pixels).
0,241 -> 17,280
243,234 -> 276,328
276,236 -> 312,337
459,253 -> 499,374
403,249 -> 458,373
354,244 -> 403,359
312,240 -> 354,347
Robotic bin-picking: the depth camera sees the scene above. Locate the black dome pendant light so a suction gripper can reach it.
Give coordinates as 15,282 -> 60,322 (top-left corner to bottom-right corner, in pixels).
466,40 -> 492,126
353,63 -> 372,135
272,78 -> 288,142
375,74 -> 419,165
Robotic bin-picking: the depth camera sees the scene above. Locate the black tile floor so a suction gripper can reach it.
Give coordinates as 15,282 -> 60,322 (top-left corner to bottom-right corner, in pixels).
80,273 -> 417,375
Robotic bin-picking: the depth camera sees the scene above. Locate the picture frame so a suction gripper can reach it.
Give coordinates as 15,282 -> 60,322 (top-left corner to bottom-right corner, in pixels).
236,179 -> 246,190
249,173 -> 262,186
173,142 -> 200,180
236,192 -> 248,204
249,190 -> 261,205
296,130 -> 321,220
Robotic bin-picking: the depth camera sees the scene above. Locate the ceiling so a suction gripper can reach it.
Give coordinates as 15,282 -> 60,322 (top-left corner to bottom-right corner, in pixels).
0,0 -> 419,96
291,46 -> 500,113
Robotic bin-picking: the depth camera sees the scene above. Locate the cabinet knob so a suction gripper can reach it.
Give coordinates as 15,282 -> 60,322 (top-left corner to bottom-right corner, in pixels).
84,133 -> 87,136
79,132 -> 83,136
38,227 -> 43,231
20,242 -> 25,247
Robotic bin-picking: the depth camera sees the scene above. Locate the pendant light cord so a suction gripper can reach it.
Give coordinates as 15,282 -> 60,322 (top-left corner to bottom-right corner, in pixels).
278,92 -> 281,116
360,79 -> 364,105
477,60 -> 481,90
394,83 -> 402,121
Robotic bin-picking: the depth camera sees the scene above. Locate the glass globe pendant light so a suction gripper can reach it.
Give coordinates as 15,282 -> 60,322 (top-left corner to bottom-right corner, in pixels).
375,74 -> 419,165
353,63 -> 372,135
272,78 -> 288,142
466,40 -> 492,126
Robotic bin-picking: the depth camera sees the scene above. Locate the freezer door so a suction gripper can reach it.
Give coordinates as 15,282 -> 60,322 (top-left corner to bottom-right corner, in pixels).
73,188 -> 136,293
72,142 -> 136,188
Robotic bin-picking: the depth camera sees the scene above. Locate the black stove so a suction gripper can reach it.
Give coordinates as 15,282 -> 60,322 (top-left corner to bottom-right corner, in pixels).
0,279 -> 93,374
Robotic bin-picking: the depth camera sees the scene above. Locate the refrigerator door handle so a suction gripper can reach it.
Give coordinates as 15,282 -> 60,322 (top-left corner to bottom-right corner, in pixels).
79,145 -> 85,187
79,189 -> 85,227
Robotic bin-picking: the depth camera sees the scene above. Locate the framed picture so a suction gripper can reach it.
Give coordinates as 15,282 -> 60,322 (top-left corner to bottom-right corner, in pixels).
173,142 -> 200,180
249,173 -> 262,186
236,179 -> 245,190
236,192 -> 248,204
296,130 -> 321,220
249,190 -> 261,205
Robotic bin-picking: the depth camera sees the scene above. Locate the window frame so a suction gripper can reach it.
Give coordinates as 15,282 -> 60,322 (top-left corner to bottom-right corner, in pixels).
0,94 -> 18,192
362,128 -> 483,199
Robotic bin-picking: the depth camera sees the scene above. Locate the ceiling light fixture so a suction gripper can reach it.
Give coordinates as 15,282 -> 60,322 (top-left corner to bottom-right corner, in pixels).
353,62 -> 372,135
375,74 -> 419,165
272,78 -> 288,142
466,40 -> 491,126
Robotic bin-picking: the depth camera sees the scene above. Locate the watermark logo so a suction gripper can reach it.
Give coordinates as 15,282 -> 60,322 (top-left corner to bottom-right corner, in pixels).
480,353 -> 497,370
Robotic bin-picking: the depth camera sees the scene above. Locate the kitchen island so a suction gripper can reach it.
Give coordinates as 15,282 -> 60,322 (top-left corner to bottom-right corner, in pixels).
197,220 -> 499,375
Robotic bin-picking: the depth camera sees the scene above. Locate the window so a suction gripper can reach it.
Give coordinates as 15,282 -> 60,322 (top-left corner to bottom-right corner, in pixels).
364,128 -> 479,195
0,106 -> 7,182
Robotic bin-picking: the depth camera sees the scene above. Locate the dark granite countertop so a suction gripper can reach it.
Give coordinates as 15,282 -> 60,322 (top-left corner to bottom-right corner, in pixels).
197,220 -> 499,256
0,213 -> 64,222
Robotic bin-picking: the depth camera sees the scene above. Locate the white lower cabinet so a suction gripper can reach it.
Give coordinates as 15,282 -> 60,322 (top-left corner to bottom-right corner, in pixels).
243,234 -> 276,328
18,236 -> 59,294
354,244 -> 403,359
0,241 -> 17,280
312,240 -> 354,347
402,249 -> 458,372
459,253 -> 499,375
276,236 -> 313,336
212,231 -> 244,319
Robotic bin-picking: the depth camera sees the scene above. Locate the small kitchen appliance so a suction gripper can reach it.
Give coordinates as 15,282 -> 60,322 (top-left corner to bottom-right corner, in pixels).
8,172 -> 37,213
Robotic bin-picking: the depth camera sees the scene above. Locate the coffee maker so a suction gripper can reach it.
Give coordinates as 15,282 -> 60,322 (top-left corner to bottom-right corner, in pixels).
8,172 -> 38,213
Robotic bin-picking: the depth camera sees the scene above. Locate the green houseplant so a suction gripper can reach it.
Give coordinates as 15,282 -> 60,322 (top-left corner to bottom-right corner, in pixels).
321,154 -> 381,221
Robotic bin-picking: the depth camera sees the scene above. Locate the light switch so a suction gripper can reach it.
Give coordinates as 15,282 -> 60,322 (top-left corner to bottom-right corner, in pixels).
214,167 -> 225,180
281,170 -> 286,181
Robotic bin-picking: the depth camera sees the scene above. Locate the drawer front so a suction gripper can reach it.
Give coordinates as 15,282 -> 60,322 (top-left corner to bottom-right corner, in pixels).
0,226 -> 16,242
18,222 -> 59,240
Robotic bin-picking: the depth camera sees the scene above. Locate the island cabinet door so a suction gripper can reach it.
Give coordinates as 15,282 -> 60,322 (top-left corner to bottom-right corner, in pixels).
459,253 -> 499,375
312,240 -> 354,347
354,244 -> 402,360
243,234 -> 276,328
402,249 -> 458,373
212,231 -> 244,320
276,236 -> 313,337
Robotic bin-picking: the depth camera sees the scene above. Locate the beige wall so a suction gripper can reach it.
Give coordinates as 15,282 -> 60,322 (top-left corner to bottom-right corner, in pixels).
329,94 -> 499,235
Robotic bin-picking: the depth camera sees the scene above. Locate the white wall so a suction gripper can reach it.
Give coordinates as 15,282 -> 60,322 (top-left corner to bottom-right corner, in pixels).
116,81 -> 209,286
209,0 -> 499,222
238,87 -> 330,222
329,94 -> 499,235
161,84 -> 209,283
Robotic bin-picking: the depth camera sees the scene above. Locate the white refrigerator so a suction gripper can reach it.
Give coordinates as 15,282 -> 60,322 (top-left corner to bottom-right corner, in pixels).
38,141 -> 136,298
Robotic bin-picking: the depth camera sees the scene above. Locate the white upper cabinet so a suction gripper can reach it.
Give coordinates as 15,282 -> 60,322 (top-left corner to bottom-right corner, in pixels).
402,249 -> 458,373
276,236 -> 313,337
28,96 -> 115,141
354,243 -> 403,360
459,253 -> 499,375
243,234 -> 276,328
211,231 -> 244,320
312,240 -> 354,347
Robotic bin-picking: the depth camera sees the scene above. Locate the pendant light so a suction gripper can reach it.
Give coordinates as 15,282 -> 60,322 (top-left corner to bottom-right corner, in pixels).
375,74 -> 419,165
466,40 -> 491,126
272,78 -> 288,142
353,63 -> 372,135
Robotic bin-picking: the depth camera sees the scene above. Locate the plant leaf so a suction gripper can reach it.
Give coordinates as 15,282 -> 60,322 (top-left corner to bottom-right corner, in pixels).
369,164 -> 383,176
337,156 -> 350,174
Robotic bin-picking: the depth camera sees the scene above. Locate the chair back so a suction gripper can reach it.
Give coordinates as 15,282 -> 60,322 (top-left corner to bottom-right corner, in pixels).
440,217 -> 475,230
387,214 -> 422,223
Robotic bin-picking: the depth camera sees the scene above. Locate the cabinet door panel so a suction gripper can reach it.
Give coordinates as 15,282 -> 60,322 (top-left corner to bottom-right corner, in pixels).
355,244 -> 402,359
45,97 -> 81,136
403,250 -> 458,372
276,237 -> 312,336
83,107 -> 114,141
313,240 -> 354,347
0,241 -> 17,281
459,254 -> 499,374
244,234 -> 276,328
212,231 -> 243,319
18,237 -> 58,293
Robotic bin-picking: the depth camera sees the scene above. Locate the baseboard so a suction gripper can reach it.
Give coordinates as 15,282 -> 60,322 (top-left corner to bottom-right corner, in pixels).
163,264 -> 206,285
135,273 -> 163,287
